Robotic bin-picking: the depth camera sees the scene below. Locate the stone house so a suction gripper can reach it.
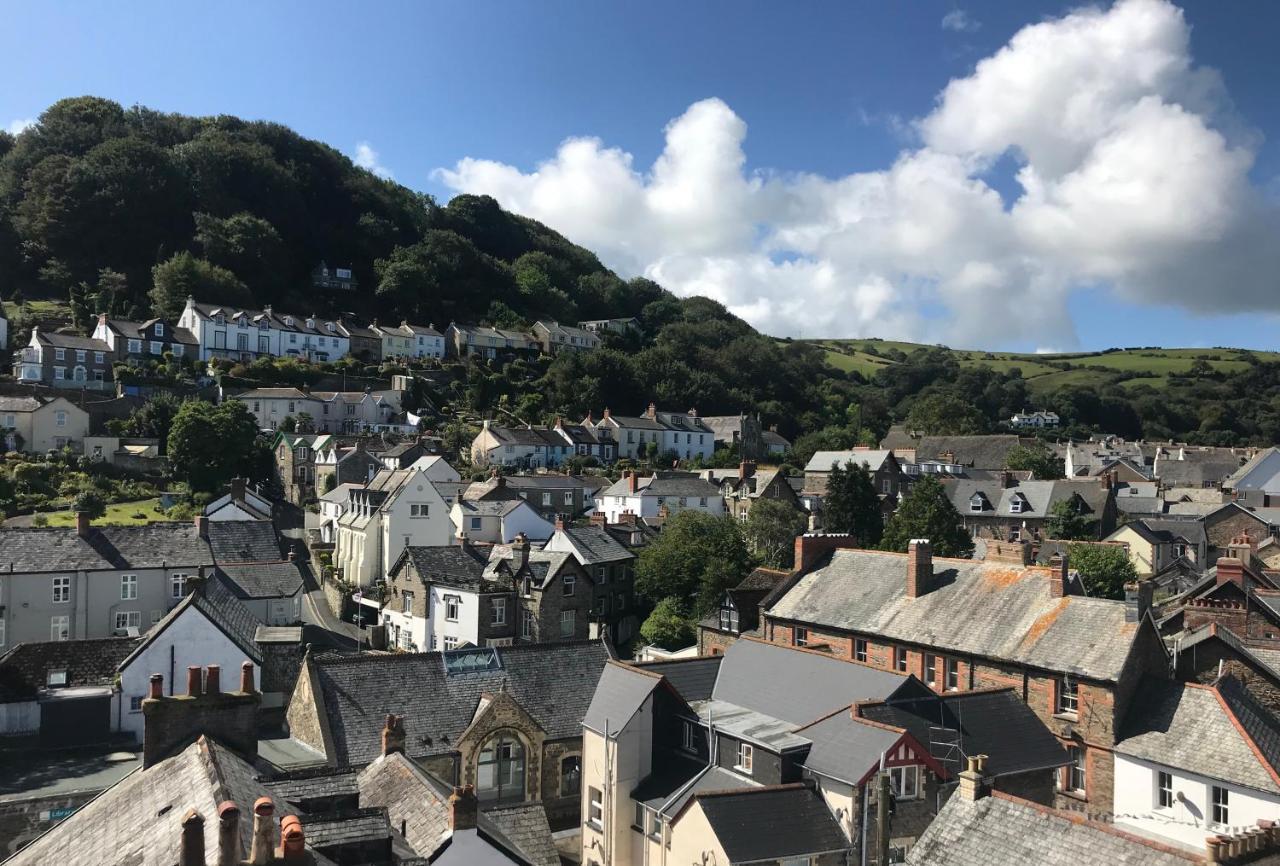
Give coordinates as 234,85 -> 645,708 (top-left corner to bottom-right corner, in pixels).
0,394 -> 89,452
542,521 -> 638,644
944,475 -> 1118,541
271,432 -> 333,505
531,320 -> 600,354
701,413 -> 764,459
313,437 -> 382,494
580,639 -> 1066,866
697,566 -> 791,656
285,640 -> 613,828
762,538 -> 1172,813
91,314 -> 199,365
804,449 -> 907,499
337,317 -> 382,362
1202,502 -> 1275,561
13,326 -> 114,390
710,461 -> 803,524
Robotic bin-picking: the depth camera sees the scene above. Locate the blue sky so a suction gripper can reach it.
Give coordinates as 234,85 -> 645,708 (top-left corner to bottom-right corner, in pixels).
3,1 -> 1279,351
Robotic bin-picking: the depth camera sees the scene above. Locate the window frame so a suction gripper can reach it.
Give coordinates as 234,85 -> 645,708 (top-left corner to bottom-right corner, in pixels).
1056,676 -> 1079,717
924,654 -> 937,687
491,597 -> 507,625
1060,745 -> 1086,794
52,576 -> 71,604
1156,771 -> 1173,809
170,573 -> 188,599
444,595 -> 460,622
944,657 -> 960,691
894,646 -> 908,673
735,742 -> 754,774
587,787 -> 604,831
120,573 -> 138,600
563,572 -> 576,596
561,609 -> 575,637
888,764 -> 921,800
50,615 -> 70,641
854,638 -> 868,663
1211,785 -> 1229,826
794,626 -> 809,647
114,610 -> 141,632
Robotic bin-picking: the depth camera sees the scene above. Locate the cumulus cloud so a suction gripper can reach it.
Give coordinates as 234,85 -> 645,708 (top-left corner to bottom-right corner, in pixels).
354,141 -> 393,179
941,9 -> 980,33
6,118 -> 34,135
437,0 -> 1279,348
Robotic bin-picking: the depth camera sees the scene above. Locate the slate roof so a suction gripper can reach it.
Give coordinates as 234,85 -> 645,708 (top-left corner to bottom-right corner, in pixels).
793,711 -> 904,785
306,640 -> 613,764
905,791 -> 1195,866
0,524 -> 215,572
632,656 -> 723,703
356,752 -> 451,859
583,663 -> 666,735
123,577 -> 263,668
299,807 -> 390,848
858,688 -> 1069,779
547,526 -> 634,565
206,520 -> 284,563
481,803 -> 561,866
216,561 -> 304,599
694,785 -> 850,864
0,637 -> 141,702
805,449 -> 895,473
1116,676 -> 1280,795
768,549 -> 1145,681
642,764 -> 757,816
1119,518 -> 1207,548
394,545 -> 493,590
601,472 -> 723,499
711,638 -> 907,725
944,478 -> 1111,519
261,765 -> 360,805
0,395 -> 43,412
6,736 -> 300,866
914,435 -> 1025,470
32,330 -> 112,351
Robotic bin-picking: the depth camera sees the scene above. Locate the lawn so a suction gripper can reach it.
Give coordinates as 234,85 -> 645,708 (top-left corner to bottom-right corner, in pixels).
822,349 -> 894,377
34,498 -> 176,527
3,298 -> 72,320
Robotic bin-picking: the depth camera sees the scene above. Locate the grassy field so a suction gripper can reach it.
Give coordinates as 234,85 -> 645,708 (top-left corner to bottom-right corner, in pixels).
3,298 -> 72,320
813,336 -> 1274,391
33,498 -> 175,527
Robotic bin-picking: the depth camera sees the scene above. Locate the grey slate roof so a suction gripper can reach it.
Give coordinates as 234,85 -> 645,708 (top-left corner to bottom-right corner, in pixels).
768,549 -> 1145,681
601,472 -> 723,499
261,765 -> 360,805
481,803 -> 561,866
124,577 -> 263,668
632,656 -> 723,703
914,435 -> 1025,469
548,526 -> 634,565
0,395 -> 43,412
582,662 -> 664,735
6,736 -> 300,866
0,524 -> 215,572
944,478 -> 1111,519
216,561 -> 305,599
1116,676 -> 1280,795
805,449 -> 894,473
695,785 -> 850,864
299,807 -> 390,847
307,640 -> 613,764
356,752 -> 451,859
0,637 -> 141,702
206,520 -> 284,562
711,638 -> 907,725
395,544 -> 493,590
859,688 -> 1069,779
905,792 -> 1195,866
794,711 -> 903,785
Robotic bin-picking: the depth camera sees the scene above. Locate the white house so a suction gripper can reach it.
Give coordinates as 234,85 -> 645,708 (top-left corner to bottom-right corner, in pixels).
115,576 -> 264,743
178,297 -> 349,362
0,394 -> 90,453
204,478 -> 273,522
597,471 -> 725,524
1010,410 -> 1060,428
231,387 -> 402,433
333,465 -> 459,586
469,420 -> 568,469
215,560 -> 305,625
450,498 -> 556,544
1113,677 -> 1280,850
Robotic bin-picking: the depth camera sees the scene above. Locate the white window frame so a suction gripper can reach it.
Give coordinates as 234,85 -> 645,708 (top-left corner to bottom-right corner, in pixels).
402,591 -> 414,615
521,608 -> 533,639
1211,785 -> 1229,826
1056,676 -> 1079,717
794,626 -> 809,647
120,574 -> 138,600
444,595 -> 460,622
563,572 -> 576,596
491,597 -> 507,625
1060,746 -> 1086,794
945,657 -> 959,691
170,573 -> 188,599
735,742 -> 754,774
1156,770 -> 1173,809
52,576 -> 71,603
114,610 -> 141,632
410,503 -> 429,518
560,609 -> 575,637
889,764 -> 921,800
588,787 -> 604,831
854,638 -> 868,663
894,646 -> 908,672
443,636 -> 459,651
50,615 -> 69,641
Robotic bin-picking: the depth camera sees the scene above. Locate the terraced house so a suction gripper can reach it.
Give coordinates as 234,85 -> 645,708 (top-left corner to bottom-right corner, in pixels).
13,326 -> 113,390
761,538 -> 1171,813
91,313 -> 198,364
178,298 -> 349,362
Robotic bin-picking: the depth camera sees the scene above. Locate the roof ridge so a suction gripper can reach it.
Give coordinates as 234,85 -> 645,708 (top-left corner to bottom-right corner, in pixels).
1209,679 -> 1280,789
694,782 -> 810,800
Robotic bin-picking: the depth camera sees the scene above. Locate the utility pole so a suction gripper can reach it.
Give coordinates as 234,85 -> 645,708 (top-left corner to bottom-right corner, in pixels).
876,772 -> 890,866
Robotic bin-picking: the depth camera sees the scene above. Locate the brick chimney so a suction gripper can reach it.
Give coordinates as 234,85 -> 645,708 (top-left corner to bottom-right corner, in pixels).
646,402 -> 657,419
217,802 -> 242,866
194,514 -> 209,540
179,809 -> 205,866
230,477 -> 246,502
142,664 -> 260,768
793,533 -> 859,573
998,470 -> 1013,489
249,797 -> 275,865
627,470 -> 638,494
1228,531 -> 1255,566
906,539 -> 933,598
1124,580 -> 1154,623
381,713 -> 406,756
1217,554 -> 1246,589
75,510 -> 92,537
589,511 -> 607,528
1048,553 -> 1069,598
957,754 -> 989,802
449,785 -> 478,831
739,460 -> 756,481
554,514 -> 567,531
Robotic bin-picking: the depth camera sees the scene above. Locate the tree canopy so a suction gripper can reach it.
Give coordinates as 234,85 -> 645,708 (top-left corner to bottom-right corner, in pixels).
822,460 -> 884,546
744,498 -> 807,569
167,400 -> 269,492
635,511 -> 752,618
881,476 -> 974,558
1067,543 -> 1137,599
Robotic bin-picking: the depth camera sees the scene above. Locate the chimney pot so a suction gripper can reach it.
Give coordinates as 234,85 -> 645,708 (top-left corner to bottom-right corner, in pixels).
554,514 -> 566,531
249,797 -> 275,865
179,809 -> 206,866
75,510 -> 92,537
240,661 -> 255,693
278,814 -> 306,861
149,673 -> 164,699
187,665 -> 202,697
907,539 -> 933,598
205,664 -> 221,694
217,802 -> 241,866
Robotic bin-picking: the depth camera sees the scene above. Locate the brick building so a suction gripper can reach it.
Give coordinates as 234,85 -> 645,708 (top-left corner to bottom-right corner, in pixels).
761,537 -> 1171,814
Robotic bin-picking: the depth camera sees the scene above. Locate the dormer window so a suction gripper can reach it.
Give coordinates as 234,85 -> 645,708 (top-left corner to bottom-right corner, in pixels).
719,597 -> 738,632
969,494 -> 985,513
155,323 -> 165,336
306,318 -> 315,329
285,316 -> 294,327
327,322 -> 336,332
1009,495 -> 1026,514
259,318 -> 269,330
47,669 -> 68,687
215,314 -> 225,325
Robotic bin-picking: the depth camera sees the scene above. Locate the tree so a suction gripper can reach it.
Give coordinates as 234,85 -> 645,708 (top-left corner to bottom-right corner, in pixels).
168,400 -> 268,492
72,489 -> 106,520
640,598 -> 695,650
904,393 -> 987,436
278,415 -> 297,433
295,412 -> 315,433
881,476 -> 974,558
1046,499 -> 1096,540
744,498 -> 807,568
823,460 -> 884,545
1067,543 -> 1137,600
106,391 -> 182,448
1005,442 -> 1065,480
635,511 -> 751,617
323,473 -> 338,494
149,251 -> 249,321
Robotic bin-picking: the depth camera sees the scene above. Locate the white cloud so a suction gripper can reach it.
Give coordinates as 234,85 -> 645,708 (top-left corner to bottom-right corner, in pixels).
941,9 -> 980,33
354,141 -> 393,179
6,118 -> 34,135
437,0 -> 1279,348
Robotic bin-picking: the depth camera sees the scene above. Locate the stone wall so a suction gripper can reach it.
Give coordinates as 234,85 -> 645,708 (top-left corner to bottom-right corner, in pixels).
142,687 -> 258,768
0,790 -> 103,858
284,657 -> 327,759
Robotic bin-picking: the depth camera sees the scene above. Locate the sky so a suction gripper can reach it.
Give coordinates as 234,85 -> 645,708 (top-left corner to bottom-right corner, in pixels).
3,0 -> 1279,352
